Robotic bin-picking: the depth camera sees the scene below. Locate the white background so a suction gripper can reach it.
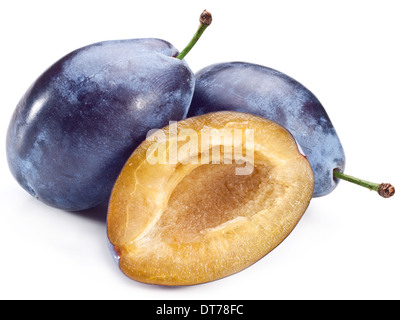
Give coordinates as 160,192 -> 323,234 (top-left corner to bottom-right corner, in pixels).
1,0 -> 399,300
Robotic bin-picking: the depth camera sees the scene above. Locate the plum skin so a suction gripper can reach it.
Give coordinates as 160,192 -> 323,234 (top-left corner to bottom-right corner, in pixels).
187,62 -> 345,197
6,38 -> 195,211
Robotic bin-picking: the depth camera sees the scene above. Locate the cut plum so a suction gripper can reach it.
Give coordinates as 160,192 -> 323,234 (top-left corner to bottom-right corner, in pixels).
107,111 -> 314,285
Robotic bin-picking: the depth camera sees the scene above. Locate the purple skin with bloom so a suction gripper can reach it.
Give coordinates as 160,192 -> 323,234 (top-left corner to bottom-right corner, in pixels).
6,38 -> 194,211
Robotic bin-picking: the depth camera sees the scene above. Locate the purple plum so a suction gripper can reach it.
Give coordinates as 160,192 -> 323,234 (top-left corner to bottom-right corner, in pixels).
187,61 -> 346,197
7,38 -> 195,211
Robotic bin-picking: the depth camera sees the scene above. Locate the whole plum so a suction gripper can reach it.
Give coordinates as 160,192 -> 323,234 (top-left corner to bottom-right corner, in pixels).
188,62 -> 346,197
6,38 -> 194,211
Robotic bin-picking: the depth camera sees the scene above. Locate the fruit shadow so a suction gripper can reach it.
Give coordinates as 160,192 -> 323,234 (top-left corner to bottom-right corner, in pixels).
67,201 -> 109,224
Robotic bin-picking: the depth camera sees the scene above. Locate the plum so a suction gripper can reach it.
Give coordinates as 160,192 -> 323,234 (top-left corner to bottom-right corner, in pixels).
188,62 -> 395,198
187,62 -> 345,197
6,11 -> 212,211
107,111 -> 314,285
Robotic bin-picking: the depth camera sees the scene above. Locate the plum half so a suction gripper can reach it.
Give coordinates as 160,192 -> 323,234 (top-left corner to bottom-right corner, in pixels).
107,111 -> 314,286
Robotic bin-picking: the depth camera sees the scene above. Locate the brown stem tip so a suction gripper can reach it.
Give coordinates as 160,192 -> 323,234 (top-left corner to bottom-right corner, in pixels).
200,9 -> 212,26
378,183 -> 395,198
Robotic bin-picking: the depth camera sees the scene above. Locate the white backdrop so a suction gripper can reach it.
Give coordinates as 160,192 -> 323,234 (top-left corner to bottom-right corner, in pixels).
1,0 -> 399,300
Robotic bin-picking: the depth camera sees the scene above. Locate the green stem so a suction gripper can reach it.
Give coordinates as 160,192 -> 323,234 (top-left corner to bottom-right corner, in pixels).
176,10 -> 212,60
333,170 -> 395,198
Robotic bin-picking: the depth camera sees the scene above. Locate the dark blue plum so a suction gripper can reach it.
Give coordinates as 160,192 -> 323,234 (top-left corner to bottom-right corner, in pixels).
7,38 -> 195,211
187,62 -> 345,197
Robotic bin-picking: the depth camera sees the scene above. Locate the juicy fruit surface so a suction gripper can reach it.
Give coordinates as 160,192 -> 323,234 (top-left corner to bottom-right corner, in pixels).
107,112 -> 314,285
6,38 -> 194,211
187,62 -> 345,197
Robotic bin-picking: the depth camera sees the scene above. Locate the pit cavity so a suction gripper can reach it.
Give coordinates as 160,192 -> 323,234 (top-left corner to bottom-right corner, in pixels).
154,162 -> 276,242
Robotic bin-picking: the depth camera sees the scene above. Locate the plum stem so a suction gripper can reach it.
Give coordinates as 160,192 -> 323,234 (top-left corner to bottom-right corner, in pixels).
176,10 -> 212,60
333,170 -> 395,198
